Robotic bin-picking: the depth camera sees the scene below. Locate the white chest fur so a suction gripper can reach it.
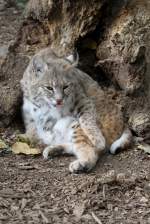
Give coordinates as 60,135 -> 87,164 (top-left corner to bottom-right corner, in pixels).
23,98 -> 76,145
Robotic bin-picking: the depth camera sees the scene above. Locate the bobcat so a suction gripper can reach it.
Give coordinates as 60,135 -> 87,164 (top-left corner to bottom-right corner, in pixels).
21,48 -> 132,173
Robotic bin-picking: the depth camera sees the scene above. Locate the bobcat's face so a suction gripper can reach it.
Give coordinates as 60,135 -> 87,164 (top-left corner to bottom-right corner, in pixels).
29,56 -> 77,108
37,76 -> 75,108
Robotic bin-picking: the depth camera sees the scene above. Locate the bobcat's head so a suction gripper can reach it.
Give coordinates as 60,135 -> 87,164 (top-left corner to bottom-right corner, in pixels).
21,48 -> 79,109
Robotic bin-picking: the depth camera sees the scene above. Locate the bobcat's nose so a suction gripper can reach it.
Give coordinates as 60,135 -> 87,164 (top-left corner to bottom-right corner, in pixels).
56,99 -> 63,105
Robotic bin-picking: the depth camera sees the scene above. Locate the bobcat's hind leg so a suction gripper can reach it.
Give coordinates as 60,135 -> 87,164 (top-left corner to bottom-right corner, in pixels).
69,147 -> 98,173
69,125 -> 99,173
110,128 -> 132,154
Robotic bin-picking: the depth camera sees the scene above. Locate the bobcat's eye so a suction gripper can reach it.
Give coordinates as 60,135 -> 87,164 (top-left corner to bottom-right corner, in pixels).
63,85 -> 69,90
45,86 -> 53,91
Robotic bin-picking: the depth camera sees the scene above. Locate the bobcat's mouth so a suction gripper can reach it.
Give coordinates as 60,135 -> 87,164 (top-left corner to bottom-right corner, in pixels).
56,102 -> 63,107
56,99 -> 63,107
49,99 -> 63,107
53,101 -> 63,108
57,102 -> 62,106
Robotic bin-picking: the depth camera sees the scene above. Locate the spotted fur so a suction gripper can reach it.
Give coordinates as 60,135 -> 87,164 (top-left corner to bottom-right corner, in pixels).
21,48 -> 132,173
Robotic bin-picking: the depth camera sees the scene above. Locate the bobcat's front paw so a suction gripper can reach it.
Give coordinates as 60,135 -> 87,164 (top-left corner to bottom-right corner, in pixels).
69,160 -> 93,174
43,146 -> 64,160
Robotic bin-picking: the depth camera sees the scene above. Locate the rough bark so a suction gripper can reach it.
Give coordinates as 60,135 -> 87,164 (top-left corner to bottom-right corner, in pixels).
96,0 -> 149,94
0,0 -> 150,141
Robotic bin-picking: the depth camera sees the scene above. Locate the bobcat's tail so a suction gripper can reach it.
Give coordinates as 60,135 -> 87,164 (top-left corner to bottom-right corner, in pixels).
110,128 -> 132,154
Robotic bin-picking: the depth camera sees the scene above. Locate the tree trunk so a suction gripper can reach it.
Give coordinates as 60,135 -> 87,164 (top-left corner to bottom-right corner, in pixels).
0,0 -> 150,141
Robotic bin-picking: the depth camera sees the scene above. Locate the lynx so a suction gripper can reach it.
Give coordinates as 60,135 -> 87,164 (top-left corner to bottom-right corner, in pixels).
21,48 -> 132,173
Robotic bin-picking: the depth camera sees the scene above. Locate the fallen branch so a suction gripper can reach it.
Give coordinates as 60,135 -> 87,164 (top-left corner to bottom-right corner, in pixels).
91,212 -> 102,224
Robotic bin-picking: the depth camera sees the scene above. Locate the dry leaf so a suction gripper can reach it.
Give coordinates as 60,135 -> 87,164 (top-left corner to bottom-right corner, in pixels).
12,142 -> 41,155
17,134 -> 31,145
137,143 -> 150,154
0,139 -> 7,149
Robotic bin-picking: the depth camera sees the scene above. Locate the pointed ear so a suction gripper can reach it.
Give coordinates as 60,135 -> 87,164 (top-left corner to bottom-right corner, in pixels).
32,55 -> 48,77
66,50 -> 79,67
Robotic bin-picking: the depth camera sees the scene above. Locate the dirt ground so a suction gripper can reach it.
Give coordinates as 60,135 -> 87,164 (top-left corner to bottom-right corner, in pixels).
0,127 -> 150,224
0,4 -> 150,224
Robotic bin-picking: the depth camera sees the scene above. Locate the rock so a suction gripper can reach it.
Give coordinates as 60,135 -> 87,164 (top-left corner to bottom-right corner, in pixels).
137,143 -> 150,154
129,111 -> 150,142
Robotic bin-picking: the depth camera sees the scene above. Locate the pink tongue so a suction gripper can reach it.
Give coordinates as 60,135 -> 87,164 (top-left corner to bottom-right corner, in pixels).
56,102 -> 62,106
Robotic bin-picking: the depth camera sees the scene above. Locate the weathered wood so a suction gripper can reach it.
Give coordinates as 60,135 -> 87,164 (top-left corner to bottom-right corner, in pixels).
96,0 -> 150,94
